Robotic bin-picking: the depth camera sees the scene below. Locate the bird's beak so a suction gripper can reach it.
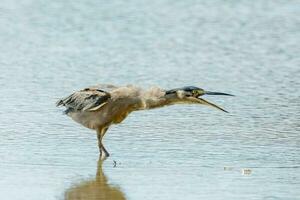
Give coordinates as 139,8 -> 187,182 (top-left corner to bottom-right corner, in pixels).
195,97 -> 229,113
193,91 -> 234,113
204,91 -> 234,96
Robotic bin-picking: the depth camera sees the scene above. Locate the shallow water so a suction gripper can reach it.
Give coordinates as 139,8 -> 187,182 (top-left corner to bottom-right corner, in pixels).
0,0 -> 300,200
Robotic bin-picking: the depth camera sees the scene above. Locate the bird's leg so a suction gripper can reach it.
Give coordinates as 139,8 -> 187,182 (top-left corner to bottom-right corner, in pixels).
97,127 -> 109,158
97,132 -> 103,158
101,127 -> 109,157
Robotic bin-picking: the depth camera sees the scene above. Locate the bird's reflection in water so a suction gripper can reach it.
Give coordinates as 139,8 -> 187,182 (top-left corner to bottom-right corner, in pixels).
65,157 -> 126,200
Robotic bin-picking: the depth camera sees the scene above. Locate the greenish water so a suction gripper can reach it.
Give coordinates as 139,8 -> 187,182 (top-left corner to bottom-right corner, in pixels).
0,0 -> 299,200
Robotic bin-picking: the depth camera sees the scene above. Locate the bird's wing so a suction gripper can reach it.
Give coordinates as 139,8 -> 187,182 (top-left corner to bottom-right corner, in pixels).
56,88 -> 111,112
89,84 -> 119,92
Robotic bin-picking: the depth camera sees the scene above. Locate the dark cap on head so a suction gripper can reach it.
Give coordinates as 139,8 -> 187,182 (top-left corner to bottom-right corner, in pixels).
165,86 -> 204,95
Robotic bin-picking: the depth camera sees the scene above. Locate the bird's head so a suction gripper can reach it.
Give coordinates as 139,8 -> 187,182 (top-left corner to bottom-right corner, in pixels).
165,86 -> 234,112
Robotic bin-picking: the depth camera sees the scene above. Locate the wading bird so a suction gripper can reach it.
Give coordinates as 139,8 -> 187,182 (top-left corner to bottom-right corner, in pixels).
56,84 -> 233,158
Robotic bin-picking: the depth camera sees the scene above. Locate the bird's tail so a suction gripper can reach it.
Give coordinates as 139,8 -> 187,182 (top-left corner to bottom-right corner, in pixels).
56,99 -> 64,107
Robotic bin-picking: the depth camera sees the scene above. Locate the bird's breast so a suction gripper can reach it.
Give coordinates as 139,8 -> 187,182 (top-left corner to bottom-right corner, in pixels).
112,111 -> 130,124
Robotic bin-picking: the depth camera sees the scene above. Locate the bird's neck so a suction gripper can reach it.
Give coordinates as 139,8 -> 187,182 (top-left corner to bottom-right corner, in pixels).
136,94 -> 180,110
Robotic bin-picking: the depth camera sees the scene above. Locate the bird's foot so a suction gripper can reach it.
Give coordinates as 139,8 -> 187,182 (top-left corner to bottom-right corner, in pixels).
99,148 -> 110,160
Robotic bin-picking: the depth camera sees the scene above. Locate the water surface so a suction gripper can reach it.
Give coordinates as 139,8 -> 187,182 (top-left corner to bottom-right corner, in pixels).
0,0 -> 299,200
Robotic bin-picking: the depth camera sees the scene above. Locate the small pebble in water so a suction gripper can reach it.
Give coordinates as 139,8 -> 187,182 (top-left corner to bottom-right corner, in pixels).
242,168 -> 252,175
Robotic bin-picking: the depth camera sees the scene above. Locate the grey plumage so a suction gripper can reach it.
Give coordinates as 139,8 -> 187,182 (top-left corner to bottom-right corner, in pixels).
56,88 -> 110,113
56,84 -> 233,158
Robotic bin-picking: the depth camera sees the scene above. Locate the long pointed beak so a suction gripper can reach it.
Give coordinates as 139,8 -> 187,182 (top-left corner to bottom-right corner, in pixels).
192,91 -> 233,113
204,91 -> 234,96
196,98 -> 229,113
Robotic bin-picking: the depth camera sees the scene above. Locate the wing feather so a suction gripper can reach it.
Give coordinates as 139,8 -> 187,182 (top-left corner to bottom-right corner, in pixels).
56,88 -> 111,113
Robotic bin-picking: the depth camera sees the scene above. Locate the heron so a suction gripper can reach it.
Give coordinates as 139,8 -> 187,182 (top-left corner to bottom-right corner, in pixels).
56,84 -> 233,158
